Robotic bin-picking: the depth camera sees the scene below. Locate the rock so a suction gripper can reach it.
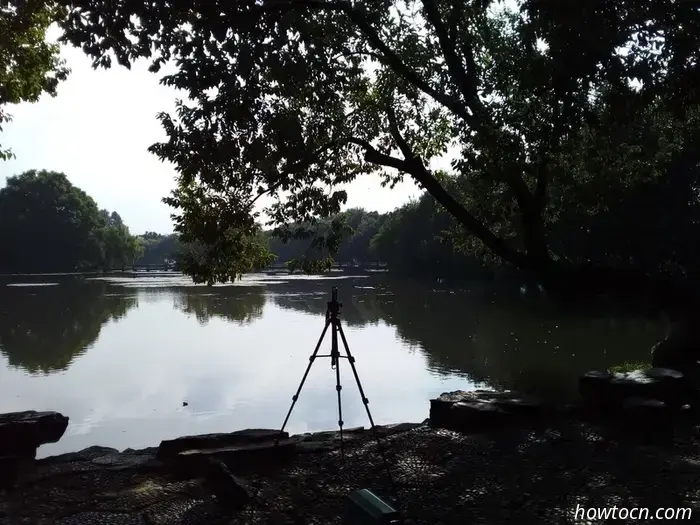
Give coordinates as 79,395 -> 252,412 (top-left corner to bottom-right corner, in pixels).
375,422 -> 425,436
0,411 -> 69,457
90,451 -> 161,472
0,455 -> 19,489
579,371 -> 614,406
157,428 -> 289,461
619,398 -> 674,437
430,390 -> 545,432
580,368 -> 695,412
174,438 -> 298,476
449,401 -> 510,431
297,441 -> 338,453
608,370 -> 664,402
651,318 -> 700,370
204,459 -> 254,509
300,427 -> 365,442
38,446 -> 120,464
645,367 -> 690,406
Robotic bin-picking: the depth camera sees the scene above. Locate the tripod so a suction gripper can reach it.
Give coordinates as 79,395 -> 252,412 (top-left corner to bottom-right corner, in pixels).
279,286 -> 379,455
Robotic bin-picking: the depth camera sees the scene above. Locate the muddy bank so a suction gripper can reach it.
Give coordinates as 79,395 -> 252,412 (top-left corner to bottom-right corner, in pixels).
4,418 -> 700,525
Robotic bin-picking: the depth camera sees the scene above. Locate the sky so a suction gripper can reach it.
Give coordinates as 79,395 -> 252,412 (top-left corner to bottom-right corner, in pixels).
0,38 -> 423,235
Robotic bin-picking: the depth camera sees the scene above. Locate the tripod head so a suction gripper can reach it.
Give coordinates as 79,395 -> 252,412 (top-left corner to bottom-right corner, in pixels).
326,286 -> 342,320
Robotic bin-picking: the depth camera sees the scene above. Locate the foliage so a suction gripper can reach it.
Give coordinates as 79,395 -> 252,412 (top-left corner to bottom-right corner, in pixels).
175,227 -> 275,285
0,170 -> 140,273
0,0 -> 69,160
608,361 -> 652,374
371,195 -> 490,278
135,232 -> 181,267
56,0 -> 700,292
101,210 -> 143,269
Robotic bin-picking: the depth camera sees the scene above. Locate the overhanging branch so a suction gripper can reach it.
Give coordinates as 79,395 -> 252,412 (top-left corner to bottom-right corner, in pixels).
353,106 -> 529,267
421,0 -> 478,116
237,0 -> 473,123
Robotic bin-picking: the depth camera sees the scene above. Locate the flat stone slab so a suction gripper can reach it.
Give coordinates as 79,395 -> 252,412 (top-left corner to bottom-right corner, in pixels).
430,390 -> 546,432
157,428 -> 289,461
174,438 -> 299,474
580,368 -> 692,409
0,411 -> 69,455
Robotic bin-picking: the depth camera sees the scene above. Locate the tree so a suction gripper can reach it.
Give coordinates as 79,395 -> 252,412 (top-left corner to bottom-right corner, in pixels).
135,232 -> 181,267
1,0 -> 69,160
0,170 -> 140,272
57,0 -> 700,307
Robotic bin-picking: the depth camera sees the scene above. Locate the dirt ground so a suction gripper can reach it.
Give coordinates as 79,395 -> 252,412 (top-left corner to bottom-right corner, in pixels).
3,420 -> 700,525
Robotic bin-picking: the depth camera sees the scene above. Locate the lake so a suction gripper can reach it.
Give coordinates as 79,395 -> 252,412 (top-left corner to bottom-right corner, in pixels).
0,272 -> 664,458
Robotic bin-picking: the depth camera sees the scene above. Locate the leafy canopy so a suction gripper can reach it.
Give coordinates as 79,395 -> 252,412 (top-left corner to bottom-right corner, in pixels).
57,0 -> 700,283
0,170 -> 141,272
1,0 -> 69,160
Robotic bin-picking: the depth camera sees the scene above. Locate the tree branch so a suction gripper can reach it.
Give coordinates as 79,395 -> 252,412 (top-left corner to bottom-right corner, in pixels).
348,109 -> 528,268
420,0 -> 478,115
239,0 -> 473,123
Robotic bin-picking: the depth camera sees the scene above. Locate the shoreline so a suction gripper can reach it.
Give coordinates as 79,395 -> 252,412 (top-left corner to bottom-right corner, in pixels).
37,421 -> 425,463
6,415 -> 700,525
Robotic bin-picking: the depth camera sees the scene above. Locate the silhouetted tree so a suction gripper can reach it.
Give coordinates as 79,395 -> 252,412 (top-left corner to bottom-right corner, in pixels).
0,170 -> 142,272
56,0 -> 700,311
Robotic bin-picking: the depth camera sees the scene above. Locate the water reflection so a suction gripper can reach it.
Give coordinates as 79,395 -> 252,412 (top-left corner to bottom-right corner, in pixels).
0,280 -> 137,374
172,287 -> 266,325
268,276 -> 664,399
0,273 -> 671,456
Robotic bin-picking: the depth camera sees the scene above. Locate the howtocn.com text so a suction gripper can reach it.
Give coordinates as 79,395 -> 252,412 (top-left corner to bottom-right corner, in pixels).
575,504 -> 692,521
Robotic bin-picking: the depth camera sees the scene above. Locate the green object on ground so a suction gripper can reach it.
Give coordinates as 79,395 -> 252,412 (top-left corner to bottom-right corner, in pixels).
345,488 -> 402,525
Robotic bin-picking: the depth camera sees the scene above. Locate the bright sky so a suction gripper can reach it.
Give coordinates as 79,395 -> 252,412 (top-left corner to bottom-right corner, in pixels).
0,39 -> 423,235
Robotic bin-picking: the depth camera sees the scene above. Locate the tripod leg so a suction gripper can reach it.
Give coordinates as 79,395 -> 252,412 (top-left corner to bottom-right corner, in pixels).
338,321 -> 402,507
280,318 -> 330,435
337,323 -> 377,429
332,319 -> 345,456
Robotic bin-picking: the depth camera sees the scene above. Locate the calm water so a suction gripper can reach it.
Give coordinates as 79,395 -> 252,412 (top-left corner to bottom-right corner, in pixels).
0,273 -> 664,457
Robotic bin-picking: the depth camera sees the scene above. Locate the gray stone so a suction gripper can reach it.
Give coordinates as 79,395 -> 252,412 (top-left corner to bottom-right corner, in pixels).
449,401 -> 511,431
580,368 -> 694,411
91,451 -> 161,472
375,422 -> 425,436
608,370 -> 664,402
157,428 -> 288,461
579,370 -> 614,406
645,367 -> 690,406
0,411 -> 69,456
204,459 -> 254,509
0,455 -> 19,489
297,441 -> 338,453
302,427 -> 365,442
174,437 -> 298,475
620,398 -> 674,431
39,446 -> 119,464
430,390 -> 546,432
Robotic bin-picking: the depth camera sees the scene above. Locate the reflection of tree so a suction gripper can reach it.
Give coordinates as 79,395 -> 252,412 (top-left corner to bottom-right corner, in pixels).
173,286 -> 266,325
272,277 -> 665,400
269,279 -> 388,327
0,280 -> 137,374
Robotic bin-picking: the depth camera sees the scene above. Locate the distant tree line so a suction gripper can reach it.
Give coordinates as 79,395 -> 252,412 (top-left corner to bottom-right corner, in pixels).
4,168 -> 700,285
134,232 -> 181,268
